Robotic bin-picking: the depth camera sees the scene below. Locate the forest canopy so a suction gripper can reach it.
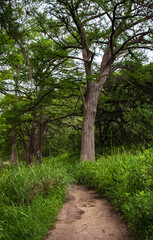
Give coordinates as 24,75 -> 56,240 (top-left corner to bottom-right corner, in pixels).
0,0 -> 153,164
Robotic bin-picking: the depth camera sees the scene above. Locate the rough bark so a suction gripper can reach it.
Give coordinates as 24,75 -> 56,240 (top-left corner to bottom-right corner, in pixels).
80,55 -> 111,161
79,22 -> 112,159
80,81 -> 99,161
26,122 -> 36,164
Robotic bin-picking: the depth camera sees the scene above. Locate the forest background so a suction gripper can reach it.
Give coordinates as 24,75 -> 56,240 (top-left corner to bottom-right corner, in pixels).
0,0 -> 153,239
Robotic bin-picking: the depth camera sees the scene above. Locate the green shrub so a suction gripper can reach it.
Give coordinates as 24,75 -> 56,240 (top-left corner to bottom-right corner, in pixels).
75,148 -> 153,239
0,154 -> 76,240
122,191 -> 153,239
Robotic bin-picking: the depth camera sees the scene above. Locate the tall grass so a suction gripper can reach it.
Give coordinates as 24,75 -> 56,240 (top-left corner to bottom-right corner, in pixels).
1,149 -> 153,239
0,153 -> 76,240
75,148 -> 153,239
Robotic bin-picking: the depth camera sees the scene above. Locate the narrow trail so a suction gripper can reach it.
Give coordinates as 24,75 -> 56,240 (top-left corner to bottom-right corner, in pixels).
46,185 -> 132,240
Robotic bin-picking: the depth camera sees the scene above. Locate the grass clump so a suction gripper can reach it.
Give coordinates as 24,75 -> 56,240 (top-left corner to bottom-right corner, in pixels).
0,153 -> 76,240
75,148 -> 153,239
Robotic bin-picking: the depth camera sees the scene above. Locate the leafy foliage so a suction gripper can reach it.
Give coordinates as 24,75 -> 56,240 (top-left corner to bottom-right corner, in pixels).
96,62 -> 153,150
0,154 -> 76,240
75,148 -> 153,239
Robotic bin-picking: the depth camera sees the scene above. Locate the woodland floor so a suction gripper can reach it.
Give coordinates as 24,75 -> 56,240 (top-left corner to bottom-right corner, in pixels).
45,185 -> 133,240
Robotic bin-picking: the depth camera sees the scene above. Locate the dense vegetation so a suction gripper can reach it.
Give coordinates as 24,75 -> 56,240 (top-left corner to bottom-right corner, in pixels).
1,149 -> 153,239
0,0 -> 153,239
76,148 -> 153,239
0,154 -> 77,240
0,0 -> 153,162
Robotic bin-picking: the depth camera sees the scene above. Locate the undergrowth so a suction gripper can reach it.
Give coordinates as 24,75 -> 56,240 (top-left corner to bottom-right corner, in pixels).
0,153 -> 77,240
1,149 -> 153,240
75,148 -> 153,240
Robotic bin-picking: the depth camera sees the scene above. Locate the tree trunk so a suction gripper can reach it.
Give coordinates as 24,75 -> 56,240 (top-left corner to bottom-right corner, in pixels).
11,81 -> 19,165
37,107 -> 45,164
80,61 -> 111,161
11,130 -> 17,165
26,122 -> 36,164
80,34 -> 111,161
80,81 -> 99,161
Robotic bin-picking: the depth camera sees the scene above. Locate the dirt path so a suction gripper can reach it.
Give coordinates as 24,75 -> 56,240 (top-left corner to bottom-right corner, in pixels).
46,185 -> 132,240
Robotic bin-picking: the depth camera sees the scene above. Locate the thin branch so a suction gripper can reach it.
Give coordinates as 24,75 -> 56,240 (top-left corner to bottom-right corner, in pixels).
115,16 -> 152,38
114,30 -> 153,57
111,64 -> 133,73
110,3 -> 118,54
66,55 -> 88,62
83,12 -> 107,24
44,112 -> 82,124
21,88 -> 55,113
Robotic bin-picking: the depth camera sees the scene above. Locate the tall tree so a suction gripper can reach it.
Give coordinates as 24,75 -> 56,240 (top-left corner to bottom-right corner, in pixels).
0,7 -> 81,163
1,0 -> 153,161
36,0 -> 153,160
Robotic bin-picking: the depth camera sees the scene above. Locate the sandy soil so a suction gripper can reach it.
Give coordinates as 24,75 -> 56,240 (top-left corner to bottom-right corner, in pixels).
46,185 -> 133,240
